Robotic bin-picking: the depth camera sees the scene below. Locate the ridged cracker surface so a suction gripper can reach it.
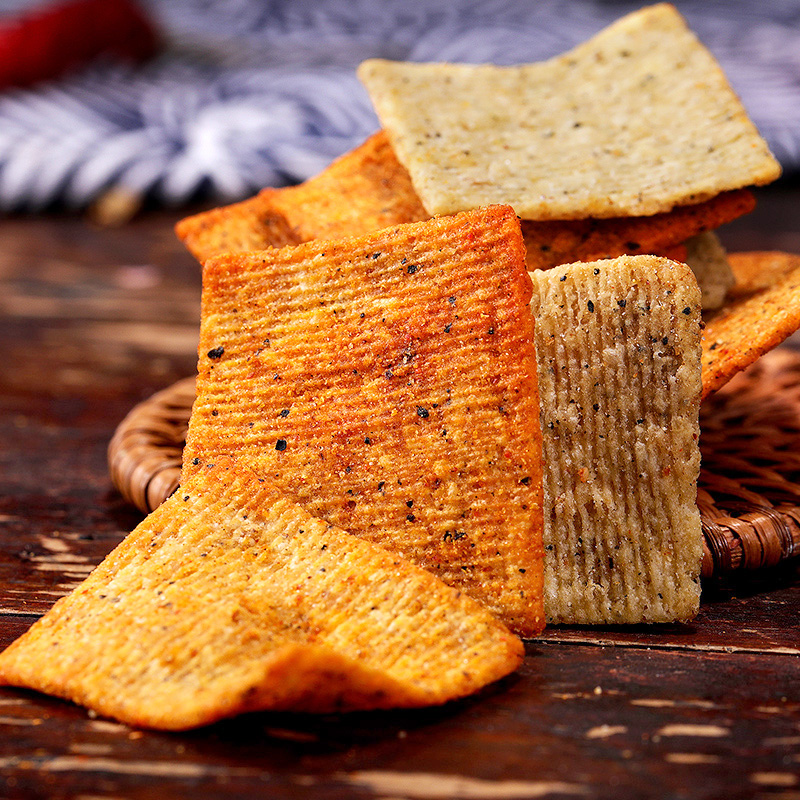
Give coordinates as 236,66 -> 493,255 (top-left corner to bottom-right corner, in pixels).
183,206 -> 545,637
529,255 -> 703,624
358,4 -> 780,220
175,132 -> 429,263
0,460 -> 523,730
702,251 -> 800,398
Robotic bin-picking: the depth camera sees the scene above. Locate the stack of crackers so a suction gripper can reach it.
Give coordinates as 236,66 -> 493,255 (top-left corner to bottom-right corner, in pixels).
2,3 -> 799,730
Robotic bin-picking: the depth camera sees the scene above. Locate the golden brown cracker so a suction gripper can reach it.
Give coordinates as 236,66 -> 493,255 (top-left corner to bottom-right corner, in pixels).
727,250 -> 800,297
176,131 -> 428,263
529,255 -> 703,624
358,5 -> 780,219
0,459 -> 523,729
183,206 -> 545,637
702,252 -> 800,399
521,189 -> 754,271
175,187 -> 301,263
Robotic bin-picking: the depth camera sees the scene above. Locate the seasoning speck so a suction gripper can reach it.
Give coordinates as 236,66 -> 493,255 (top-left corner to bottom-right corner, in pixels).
207,346 -> 224,359
416,406 -> 429,418
275,439 -> 287,452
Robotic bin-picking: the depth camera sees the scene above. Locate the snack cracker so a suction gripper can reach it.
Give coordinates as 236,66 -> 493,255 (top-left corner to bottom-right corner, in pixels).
177,129 -> 753,292
183,206 -> 545,637
0,460 -> 523,729
529,255 -> 703,624
702,252 -> 800,398
358,4 -> 780,220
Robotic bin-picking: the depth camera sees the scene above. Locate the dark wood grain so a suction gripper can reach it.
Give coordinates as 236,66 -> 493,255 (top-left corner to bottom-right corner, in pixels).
0,184 -> 799,799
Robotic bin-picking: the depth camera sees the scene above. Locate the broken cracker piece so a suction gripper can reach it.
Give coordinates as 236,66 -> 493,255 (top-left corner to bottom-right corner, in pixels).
0,460 -> 524,730
183,205 -> 545,637
529,255 -> 703,624
702,251 -> 800,399
358,4 -> 780,220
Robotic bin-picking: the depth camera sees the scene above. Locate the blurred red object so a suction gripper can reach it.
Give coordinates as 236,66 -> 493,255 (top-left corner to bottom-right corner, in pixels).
0,0 -> 160,90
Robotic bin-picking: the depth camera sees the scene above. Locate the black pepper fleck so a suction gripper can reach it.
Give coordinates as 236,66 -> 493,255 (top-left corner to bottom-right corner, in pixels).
275,439 -> 287,451
207,346 -> 224,359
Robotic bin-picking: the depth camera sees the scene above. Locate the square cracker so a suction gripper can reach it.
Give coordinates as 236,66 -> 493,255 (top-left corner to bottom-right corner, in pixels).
183,205 -> 545,637
529,255 -> 703,624
0,459 -> 523,729
702,251 -> 800,399
358,4 -> 780,220
175,131 -> 429,264
177,130 -> 754,274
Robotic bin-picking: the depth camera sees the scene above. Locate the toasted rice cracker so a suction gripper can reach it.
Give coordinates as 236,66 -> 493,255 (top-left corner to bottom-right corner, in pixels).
702,251 -> 800,399
177,130 -> 754,276
529,255 -> 703,624
726,250 -> 800,297
521,190 -> 754,272
183,206 -> 545,637
358,4 -> 780,220
176,131 -> 429,264
0,460 -> 523,729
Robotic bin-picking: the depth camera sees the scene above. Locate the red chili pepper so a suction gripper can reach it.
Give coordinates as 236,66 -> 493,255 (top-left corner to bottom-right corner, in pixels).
0,0 -> 160,90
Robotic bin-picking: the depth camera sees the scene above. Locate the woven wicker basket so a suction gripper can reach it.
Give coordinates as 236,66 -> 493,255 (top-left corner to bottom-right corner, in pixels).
108,349 -> 800,579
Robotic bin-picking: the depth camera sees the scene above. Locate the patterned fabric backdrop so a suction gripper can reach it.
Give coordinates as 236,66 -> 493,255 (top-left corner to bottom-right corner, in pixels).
0,0 -> 798,211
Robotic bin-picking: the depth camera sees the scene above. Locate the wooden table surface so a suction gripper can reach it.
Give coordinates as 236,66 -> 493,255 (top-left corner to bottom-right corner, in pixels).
1,186 -> 799,800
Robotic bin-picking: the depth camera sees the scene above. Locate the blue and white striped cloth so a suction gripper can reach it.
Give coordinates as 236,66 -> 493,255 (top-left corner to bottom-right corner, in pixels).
0,0 -> 798,211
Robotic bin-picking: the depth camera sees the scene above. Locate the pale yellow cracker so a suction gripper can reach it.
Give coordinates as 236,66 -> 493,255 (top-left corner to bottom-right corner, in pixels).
529,255 -> 703,624
684,231 -> 735,310
183,205 -> 545,637
358,4 -> 780,220
0,459 -> 523,730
